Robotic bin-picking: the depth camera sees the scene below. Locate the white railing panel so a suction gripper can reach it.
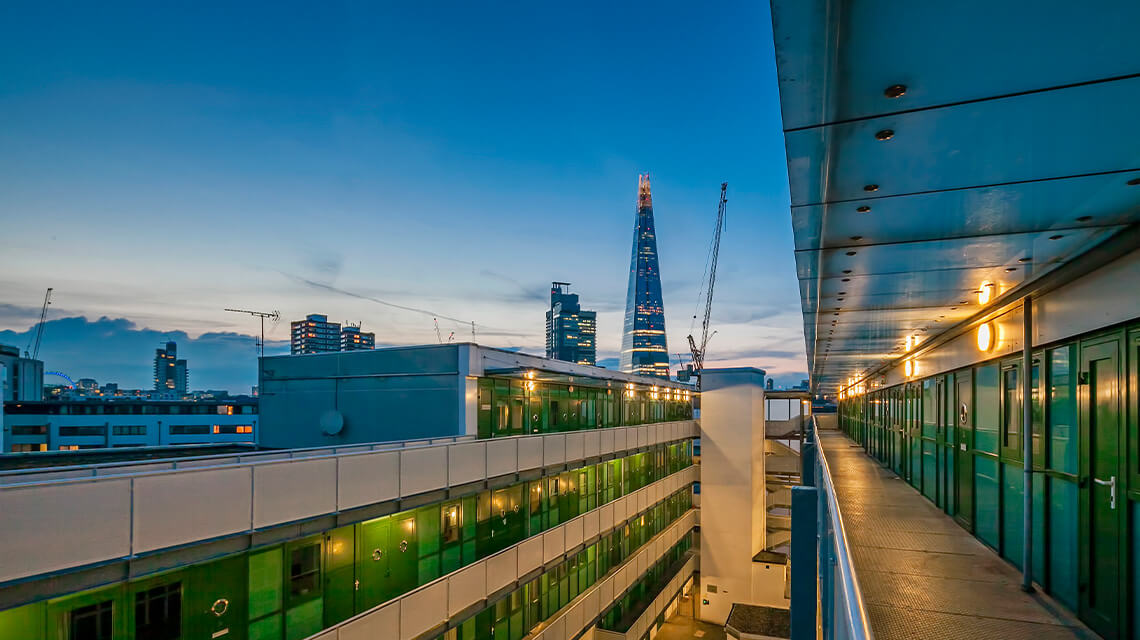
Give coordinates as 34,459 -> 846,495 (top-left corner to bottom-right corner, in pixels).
565,432 -> 584,462
337,450 -> 399,510
254,458 -> 337,528
0,479 -> 131,583
133,467 -> 252,553
518,436 -> 544,471
485,438 -> 517,478
446,561 -> 487,617
543,434 -> 566,467
543,527 -> 566,564
517,535 -> 544,575
399,580 -> 447,640
399,446 -> 447,498
447,441 -> 486,487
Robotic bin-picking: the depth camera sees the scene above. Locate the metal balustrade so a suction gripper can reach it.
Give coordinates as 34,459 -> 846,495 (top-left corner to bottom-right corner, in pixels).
790,417 -> 873,640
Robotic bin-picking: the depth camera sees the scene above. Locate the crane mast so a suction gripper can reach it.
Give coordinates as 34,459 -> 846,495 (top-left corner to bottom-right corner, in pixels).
686,182 -> 728,378
26,288 -> 53,359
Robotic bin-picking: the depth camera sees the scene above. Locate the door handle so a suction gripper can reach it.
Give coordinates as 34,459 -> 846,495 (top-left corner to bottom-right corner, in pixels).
1094,476 -> 1117,509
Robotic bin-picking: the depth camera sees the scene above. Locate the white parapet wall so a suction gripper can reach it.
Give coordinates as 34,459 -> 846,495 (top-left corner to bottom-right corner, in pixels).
0,421 -> 698,585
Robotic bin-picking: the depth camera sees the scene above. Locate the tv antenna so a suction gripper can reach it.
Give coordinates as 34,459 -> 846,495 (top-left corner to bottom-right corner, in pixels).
224,308 -> 281,357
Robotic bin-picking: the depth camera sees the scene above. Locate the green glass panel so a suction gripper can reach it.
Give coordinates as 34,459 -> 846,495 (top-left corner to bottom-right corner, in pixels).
0,602 -> 44,639
975,365 -> 1000,454
1048,477 -> 1078,610
284,599 -> 322,640
1001,462 -> 1023,567
248,614 -> 282,640
248,547 -> 283,620
974,456 -> 1001,549
1048,346 -> 1077,474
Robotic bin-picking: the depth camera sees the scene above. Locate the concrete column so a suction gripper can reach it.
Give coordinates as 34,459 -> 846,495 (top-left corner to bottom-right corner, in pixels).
697,367 -> 767,624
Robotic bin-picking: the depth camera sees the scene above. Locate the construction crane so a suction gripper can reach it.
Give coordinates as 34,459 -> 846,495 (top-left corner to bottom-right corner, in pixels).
224,308 -> 281,358
686,182 -> 728,380
25,288 -> 53,359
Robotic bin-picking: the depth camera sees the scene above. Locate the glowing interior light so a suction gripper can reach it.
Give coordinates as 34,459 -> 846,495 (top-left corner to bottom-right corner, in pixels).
978,282 -> 995,305
976,322 -> 994,352
904,360 -> 914,377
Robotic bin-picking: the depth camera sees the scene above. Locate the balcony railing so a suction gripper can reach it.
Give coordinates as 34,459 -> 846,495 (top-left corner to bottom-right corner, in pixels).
790,416 -> 873,640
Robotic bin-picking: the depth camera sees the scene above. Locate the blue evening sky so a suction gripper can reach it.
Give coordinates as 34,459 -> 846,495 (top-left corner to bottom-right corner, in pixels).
0,1 -> 805,390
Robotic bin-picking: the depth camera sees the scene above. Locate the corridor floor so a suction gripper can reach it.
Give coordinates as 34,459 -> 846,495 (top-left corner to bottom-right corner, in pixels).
818,430 -> 1098,639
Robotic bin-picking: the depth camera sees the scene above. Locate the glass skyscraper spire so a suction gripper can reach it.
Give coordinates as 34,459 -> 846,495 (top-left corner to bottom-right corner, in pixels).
620,174 -> 670,378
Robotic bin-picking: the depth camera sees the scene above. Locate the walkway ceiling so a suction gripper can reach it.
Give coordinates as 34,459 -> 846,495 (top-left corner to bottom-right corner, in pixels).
771,0 -> 1140,397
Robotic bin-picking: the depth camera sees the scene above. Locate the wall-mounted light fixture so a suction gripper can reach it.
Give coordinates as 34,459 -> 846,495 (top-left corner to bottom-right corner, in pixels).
978,282 -> 995,306
904,360 -> 914,378
976,322 -> 994,352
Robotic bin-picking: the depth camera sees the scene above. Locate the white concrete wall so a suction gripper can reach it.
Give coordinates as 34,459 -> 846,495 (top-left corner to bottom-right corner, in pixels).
697,368 -> 767,625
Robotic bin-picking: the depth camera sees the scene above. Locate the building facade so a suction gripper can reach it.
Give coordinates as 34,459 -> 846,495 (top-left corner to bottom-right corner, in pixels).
153,341 -> 188,394
290,314 -> 341,354
545,282 -> 597,365
0,344 -> 43,402
340,324 -> 375,351
0,344 -> 701,640
2,398 -> 258,452
620,174 -> 671,379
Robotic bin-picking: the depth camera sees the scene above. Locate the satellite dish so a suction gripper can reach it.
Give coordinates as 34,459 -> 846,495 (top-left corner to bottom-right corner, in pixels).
319,410 -> 344,436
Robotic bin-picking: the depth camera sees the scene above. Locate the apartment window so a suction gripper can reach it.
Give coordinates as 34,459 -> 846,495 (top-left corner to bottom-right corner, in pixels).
442,503 -> 461,543
1002,365 -> 1020,452
113,425 -> 147,436
289,543 -> 321,598
59,425 -> 107,436
69,600 -> 114,640
169,425 -> 209,435
212,424 -> 254,434
10,443 -> 47,452
135,582 -> 181,640
11,425 -> 47,435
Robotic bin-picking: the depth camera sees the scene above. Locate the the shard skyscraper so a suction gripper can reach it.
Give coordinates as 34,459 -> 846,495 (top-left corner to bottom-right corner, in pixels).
620,174 -> 670,379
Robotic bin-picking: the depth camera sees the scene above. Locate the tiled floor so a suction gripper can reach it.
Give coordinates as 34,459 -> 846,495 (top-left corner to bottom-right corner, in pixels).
818,430 -> 1099,640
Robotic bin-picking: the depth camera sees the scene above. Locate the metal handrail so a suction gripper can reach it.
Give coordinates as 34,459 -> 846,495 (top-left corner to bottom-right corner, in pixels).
813,419 -> 874,639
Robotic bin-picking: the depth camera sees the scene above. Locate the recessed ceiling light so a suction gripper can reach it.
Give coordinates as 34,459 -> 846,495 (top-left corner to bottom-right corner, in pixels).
850,236 -> 863,241
1127,177 -> 1140,186
960,300 -> 968,304
842,278 -> 851,282
846,251 -> 857,256
843,269 -> 852,274
1018,257 -> 1032,263
951,307 -> 957,310
857,205 -> 871,213
1076,216 -> 1093,222
863,184 -> 879,192
875,129 -> 895,141
1005,267 -> 1017,272
1049,234 -> 1064,240
838,291 -> 846,295
884,84 -> 907,98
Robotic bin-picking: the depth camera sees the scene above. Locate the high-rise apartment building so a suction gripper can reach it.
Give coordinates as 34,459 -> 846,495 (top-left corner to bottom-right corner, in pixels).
290,314 -> 341,354
545,282 -> 597,365
152,341 -> 188,393
340,324 -> 376,351
620,174 -> 671,379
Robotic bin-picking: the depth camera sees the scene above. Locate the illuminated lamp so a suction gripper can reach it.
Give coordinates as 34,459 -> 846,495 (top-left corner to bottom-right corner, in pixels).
976,322 -> 994,352
978,282 -> 995,306
904,360 -> 914,377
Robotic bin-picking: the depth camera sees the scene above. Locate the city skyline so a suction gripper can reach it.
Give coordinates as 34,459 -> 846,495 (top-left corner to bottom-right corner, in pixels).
0,2 -> 805,390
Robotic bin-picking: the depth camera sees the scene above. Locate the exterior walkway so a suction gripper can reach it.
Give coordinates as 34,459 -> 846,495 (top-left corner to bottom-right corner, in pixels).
818,430 -> 1097,640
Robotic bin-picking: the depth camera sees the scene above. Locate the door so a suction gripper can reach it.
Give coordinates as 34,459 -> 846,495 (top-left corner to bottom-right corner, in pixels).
955,371 -> 974,530
1080,339 -> 1122,639
323,526 -> 356,627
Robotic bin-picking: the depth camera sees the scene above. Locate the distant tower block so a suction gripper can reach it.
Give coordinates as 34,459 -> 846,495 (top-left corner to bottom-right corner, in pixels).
620,174 -> 670,379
